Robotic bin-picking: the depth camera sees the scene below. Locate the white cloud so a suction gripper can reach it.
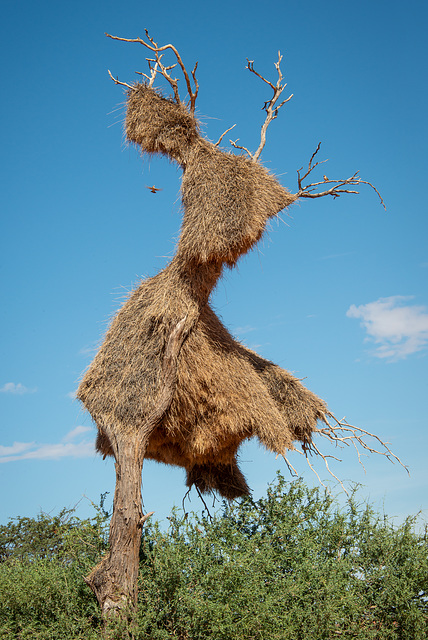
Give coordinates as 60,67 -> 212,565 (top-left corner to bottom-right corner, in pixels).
347,296 -> 428,361
0,442 -> 35,456
0,428 -> 95,463
62,426 -> 92,442
0,382 -> 36,395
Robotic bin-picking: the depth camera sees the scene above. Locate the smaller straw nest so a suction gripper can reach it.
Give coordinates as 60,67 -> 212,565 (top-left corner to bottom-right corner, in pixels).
179,139 -> 296,267
126,84 -> 199,164
126,83 -> 297,267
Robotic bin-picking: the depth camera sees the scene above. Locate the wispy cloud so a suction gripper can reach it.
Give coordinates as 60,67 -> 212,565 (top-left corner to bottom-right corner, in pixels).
0,382 -> 36,395
347,296 -> 428,361
0,427 -> 95,463
0,442 -> 35,456
62,426 -> 92,442
234,325 -> 257,336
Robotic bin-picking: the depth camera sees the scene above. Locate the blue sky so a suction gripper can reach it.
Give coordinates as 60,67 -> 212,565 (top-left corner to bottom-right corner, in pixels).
1,0 -> 427,526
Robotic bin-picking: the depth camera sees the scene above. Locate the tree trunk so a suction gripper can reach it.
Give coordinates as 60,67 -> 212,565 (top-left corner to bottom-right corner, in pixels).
84,316 -> 190,615
84,437 -> 145,614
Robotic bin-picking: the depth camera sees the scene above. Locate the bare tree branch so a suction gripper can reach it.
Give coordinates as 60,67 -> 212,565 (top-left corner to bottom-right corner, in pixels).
106,39 -> 385,213
229,138 -> 254,159
105,30 -> 199,112
226,52 -> 292,161
139,511 -> 155,526
321,413 -> 408,469
135,60 -> 160,88
107,69 -> 133,90
296,143 -> 386,210
246,52 -> 293,162
281,412 -> 408,495
214,124 -> 236,147
280,453 -> 299,477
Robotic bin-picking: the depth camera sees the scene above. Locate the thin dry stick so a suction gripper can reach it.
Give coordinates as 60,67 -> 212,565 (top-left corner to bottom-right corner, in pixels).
227,55 -> 385,208
195,486 -> 213,522
139,511 -> 154,526
296,142 -> 386,210
280,453 -> 299,478
229,138 -> 254,159
107,69 -> 133,90
321,413 -> 408,469
215,124 -> 236,147
135,60 -> 160,88
105,30 -> 199,112
230,52 -> 293,161
285,412 -> 409,494
106,37 -> 385,210
182,487 -> 192,512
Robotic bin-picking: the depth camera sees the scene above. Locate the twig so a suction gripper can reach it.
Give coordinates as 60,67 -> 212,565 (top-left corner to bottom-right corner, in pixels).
308,441 -> 349,495
107,69 -> 133,90
182,488 -> 192,512
229,51 -> 293,162
320,413 -> 408,471
281,412 -> 408,495
229,138 -> 254,159
139,511 -> 154,526
246,53 -> 293,162
135,60 -> 160,88
214,124 -> 236,147
228,53 -> 293,161
296,143 -> 386,210
195,486 -> 213,522
105,30 -> 199,112
281,453 -> 299,477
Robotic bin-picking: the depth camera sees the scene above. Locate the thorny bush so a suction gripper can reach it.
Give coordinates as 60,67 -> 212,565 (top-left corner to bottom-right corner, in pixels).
0,477 -> 426,639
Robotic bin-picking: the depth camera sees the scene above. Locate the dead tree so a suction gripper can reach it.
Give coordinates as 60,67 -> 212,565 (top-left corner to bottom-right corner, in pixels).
77,31 -> 398,615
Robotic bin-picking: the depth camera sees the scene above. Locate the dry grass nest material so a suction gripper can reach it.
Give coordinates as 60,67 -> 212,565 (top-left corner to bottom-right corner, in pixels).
78,82 -> 325,499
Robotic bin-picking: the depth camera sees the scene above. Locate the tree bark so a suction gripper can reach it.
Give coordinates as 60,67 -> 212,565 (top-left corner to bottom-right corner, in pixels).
84,316 -> 190,615
84,437 -> 145,614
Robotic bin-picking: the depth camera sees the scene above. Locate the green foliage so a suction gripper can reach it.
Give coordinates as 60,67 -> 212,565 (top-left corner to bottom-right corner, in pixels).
135,477 -> 427,639
0,495 -> 110,639
0,493 -> 109,565
0,478 -> 426,639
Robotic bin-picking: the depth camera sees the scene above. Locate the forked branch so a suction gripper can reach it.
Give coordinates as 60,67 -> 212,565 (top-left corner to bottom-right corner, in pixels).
296,142 -> 386,210
105,30 -> 199,112
227,54 -> 385,208
284,412 -> 408,495
106,36 -> 385,211
230,52 -> 293,161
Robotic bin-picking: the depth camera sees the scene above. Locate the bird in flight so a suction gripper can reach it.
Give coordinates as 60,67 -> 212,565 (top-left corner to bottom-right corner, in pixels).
146,185 -> 162,194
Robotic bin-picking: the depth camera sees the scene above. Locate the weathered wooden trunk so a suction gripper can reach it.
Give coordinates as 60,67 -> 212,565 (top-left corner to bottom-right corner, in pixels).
83,317 -> 190,612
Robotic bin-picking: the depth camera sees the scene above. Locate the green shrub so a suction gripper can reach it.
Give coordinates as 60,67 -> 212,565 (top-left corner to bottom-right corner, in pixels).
135,476 -> 428,639
0,478 -> 426,639
0,496 -> 109,639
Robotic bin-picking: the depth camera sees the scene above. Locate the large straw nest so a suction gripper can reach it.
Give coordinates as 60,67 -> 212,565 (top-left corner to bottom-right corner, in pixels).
78,259 -> 327,498
126,85 -> 297,267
